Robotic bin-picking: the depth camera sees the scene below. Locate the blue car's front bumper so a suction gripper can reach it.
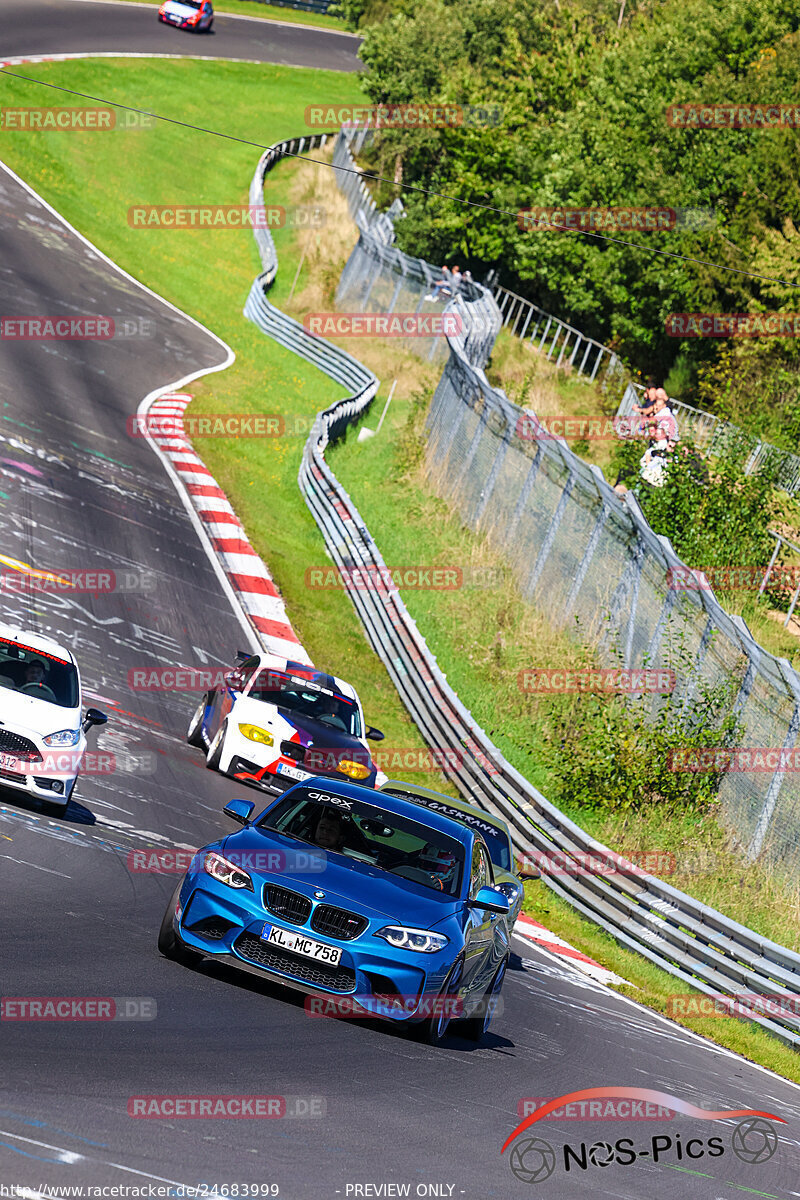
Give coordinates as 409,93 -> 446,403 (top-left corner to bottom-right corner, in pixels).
174,876 -> 454,1022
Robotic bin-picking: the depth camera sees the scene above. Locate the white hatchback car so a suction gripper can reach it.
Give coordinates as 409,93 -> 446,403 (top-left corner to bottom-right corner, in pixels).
0,624 -> 107,809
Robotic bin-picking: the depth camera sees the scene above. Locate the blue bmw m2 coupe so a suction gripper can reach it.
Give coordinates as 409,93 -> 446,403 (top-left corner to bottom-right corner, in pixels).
158,779 -> 510,1044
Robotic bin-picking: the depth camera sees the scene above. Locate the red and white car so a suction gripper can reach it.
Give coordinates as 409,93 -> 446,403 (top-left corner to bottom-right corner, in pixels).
158,0 -> 214,32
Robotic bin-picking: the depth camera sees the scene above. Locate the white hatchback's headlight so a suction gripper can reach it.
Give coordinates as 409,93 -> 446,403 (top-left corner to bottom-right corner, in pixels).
375,926 -> 449,953
43,728 -> 80,747
203,851 -> 253,891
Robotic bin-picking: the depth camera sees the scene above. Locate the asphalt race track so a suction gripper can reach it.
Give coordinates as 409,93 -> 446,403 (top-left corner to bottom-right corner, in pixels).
1,6 -> 800,1199
0,0 -> 363,72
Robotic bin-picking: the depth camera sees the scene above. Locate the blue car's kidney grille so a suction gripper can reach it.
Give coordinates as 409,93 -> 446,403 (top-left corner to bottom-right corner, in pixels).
234,933 -> 356,992
311,904 -> 368,941
263,884 -> 312,925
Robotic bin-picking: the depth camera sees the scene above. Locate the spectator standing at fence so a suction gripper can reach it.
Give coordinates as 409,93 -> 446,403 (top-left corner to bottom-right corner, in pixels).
426,266 -> 452,302
647,390 -> 679,451
450,265 -> 463,293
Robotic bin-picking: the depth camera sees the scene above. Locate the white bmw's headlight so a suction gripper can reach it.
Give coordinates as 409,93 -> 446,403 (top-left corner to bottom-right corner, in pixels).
375,926 -> 449,953
203,851 -> 253,891
43,728 -> 81,747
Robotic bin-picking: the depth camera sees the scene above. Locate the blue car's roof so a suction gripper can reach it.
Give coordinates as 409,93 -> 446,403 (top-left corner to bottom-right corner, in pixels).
259,777 -> 476,850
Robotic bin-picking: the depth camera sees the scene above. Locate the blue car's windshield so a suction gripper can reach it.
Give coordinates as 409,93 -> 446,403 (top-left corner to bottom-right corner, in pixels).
381,788 -> 511,871
259,787 -> 466,897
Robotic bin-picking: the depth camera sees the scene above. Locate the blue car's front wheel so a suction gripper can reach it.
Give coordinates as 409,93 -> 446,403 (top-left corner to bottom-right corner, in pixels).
158,879 -> 202,966
420,958 -> 463,1047
459,956 -> 508,1042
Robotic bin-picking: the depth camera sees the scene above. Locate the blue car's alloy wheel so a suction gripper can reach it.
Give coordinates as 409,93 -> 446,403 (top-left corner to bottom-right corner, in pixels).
483,959 -> 507,1033
421,957 -> 463,1046
458,956 -> 508,1042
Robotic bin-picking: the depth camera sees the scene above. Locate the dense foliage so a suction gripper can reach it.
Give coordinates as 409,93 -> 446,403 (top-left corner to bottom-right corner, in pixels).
353,0 -> 800,425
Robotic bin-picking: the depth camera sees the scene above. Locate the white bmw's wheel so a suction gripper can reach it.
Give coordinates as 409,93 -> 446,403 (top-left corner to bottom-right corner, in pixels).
206,723 -> 227,772
187,700 -> 206,747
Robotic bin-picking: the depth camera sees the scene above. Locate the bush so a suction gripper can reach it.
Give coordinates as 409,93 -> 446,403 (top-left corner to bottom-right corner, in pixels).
541,670 -> 742,815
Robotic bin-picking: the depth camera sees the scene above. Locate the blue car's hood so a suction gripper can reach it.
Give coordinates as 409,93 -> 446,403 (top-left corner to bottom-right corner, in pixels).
219,826 -> 462,926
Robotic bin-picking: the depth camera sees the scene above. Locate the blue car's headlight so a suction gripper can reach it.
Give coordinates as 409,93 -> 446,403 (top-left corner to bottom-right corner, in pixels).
375,926 -> 449,953
203,851 -> 253,891
43,728 -> 81,747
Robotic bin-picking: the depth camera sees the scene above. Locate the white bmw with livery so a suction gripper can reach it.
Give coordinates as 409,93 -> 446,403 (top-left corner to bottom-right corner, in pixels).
0,624 -> 107,810
187,651 -> 385,793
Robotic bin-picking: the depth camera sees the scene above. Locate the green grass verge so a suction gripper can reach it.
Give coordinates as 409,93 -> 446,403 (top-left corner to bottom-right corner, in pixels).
117,0 -> 350,32
1,57 -> 798,1081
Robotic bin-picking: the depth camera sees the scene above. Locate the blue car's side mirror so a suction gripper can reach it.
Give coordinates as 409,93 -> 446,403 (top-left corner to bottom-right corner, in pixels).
468,885 -> 510,915
224,798 -> 255,825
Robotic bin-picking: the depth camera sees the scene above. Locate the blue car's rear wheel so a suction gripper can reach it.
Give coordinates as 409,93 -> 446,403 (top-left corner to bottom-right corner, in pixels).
420,957 -> 463,1046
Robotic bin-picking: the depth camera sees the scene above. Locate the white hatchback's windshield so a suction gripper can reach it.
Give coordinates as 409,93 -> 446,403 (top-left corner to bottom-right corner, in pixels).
0,638 -> 79,708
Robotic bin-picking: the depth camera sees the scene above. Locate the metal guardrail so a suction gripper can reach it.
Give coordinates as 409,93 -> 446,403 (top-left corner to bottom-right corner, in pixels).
493,285 -> 623,386
618,381 -> 800,497
244,131 -> 800,1048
